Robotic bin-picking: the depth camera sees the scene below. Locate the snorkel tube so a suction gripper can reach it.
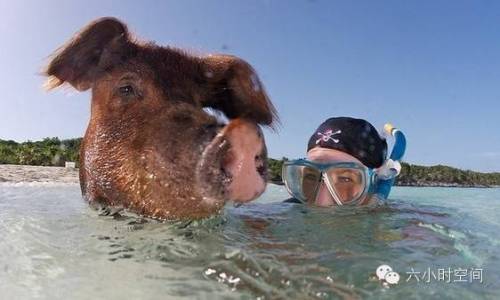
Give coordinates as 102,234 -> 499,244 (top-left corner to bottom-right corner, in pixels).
374,123 -> 407,199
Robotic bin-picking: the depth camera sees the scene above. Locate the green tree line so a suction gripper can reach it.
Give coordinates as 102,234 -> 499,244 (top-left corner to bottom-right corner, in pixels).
0,138 -> 81,166
397,163 -> 500,187
2,138 -> 499,187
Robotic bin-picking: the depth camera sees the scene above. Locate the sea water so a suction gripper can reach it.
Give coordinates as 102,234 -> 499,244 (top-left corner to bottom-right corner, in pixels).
1,183 -> 499,299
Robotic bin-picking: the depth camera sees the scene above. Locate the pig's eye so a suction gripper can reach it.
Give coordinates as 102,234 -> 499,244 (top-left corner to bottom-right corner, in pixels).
118,84 -> 136,98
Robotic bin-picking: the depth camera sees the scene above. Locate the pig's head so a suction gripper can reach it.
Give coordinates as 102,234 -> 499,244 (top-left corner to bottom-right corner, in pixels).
44,17 -> 278,220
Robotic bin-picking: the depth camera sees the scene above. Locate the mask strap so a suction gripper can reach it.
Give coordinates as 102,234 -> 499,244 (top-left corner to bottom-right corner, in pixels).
322,173 -> 343,206
376,159 -> 401,180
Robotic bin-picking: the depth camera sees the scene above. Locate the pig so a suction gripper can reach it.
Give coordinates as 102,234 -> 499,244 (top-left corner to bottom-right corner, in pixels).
44,17 -> 278,220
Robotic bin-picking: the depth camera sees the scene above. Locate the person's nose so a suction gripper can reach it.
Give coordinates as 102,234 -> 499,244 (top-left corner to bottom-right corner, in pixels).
314,182 -> 336,207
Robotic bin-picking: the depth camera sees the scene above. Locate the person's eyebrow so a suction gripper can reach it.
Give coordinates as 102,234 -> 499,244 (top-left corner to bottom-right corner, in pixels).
336,170 -> 360,178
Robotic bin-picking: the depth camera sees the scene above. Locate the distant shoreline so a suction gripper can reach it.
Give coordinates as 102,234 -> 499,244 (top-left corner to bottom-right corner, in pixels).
396,182 -> 499,188
394,183 -> 500,189
3,138 -> 499,187
1,164 -> 498,188
0,164 -> 78,183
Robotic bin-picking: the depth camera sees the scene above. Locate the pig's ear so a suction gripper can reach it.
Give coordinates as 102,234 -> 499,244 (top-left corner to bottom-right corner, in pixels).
201,55 -> 279,128
44,17 -> 131,91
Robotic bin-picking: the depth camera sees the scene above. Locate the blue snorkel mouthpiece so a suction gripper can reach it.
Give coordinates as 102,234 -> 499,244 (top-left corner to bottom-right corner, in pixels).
374,123 -> 407,199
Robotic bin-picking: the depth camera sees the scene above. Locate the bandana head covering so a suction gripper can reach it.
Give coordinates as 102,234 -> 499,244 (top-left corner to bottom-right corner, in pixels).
307,117 -> 387,168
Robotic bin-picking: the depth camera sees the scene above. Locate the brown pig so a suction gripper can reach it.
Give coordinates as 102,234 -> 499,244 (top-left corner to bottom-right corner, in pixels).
44,17 -> 278,220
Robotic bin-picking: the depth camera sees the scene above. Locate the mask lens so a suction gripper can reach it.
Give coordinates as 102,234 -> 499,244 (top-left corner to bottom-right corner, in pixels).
301,166 -> 322,202
324,167 -> 366,203
283,164 -> 321,202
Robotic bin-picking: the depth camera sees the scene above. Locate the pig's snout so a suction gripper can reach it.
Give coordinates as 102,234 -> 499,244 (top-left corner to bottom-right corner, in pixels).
196,119 -> 267,206
221,120 -> 267,202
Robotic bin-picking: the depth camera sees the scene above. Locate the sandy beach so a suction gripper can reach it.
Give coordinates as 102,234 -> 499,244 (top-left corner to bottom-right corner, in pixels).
0,164 -> 79,183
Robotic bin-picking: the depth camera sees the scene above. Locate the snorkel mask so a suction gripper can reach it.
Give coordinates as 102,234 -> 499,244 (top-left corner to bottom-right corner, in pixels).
283,160 -> 376,205
282,123 -> 406,205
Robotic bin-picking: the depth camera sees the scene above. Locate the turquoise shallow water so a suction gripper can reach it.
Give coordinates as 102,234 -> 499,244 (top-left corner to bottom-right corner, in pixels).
1,183 -> 499,299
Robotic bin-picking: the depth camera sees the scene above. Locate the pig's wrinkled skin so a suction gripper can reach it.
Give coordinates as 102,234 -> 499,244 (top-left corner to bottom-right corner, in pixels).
44,17 -> 278,220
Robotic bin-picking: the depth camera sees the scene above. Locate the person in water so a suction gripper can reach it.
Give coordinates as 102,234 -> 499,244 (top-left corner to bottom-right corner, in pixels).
282,117 -> 405,206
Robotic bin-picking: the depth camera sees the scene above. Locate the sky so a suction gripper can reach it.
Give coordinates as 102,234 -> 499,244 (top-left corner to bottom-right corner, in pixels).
0,0 -> 499,172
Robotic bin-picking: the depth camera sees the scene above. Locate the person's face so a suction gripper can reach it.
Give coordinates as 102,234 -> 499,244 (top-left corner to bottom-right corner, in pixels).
306,147 -> 372,207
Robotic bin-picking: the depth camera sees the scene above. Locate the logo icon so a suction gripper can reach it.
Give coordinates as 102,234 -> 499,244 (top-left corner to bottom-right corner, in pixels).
316,129 -> 341,144
376,264 -> 400,285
